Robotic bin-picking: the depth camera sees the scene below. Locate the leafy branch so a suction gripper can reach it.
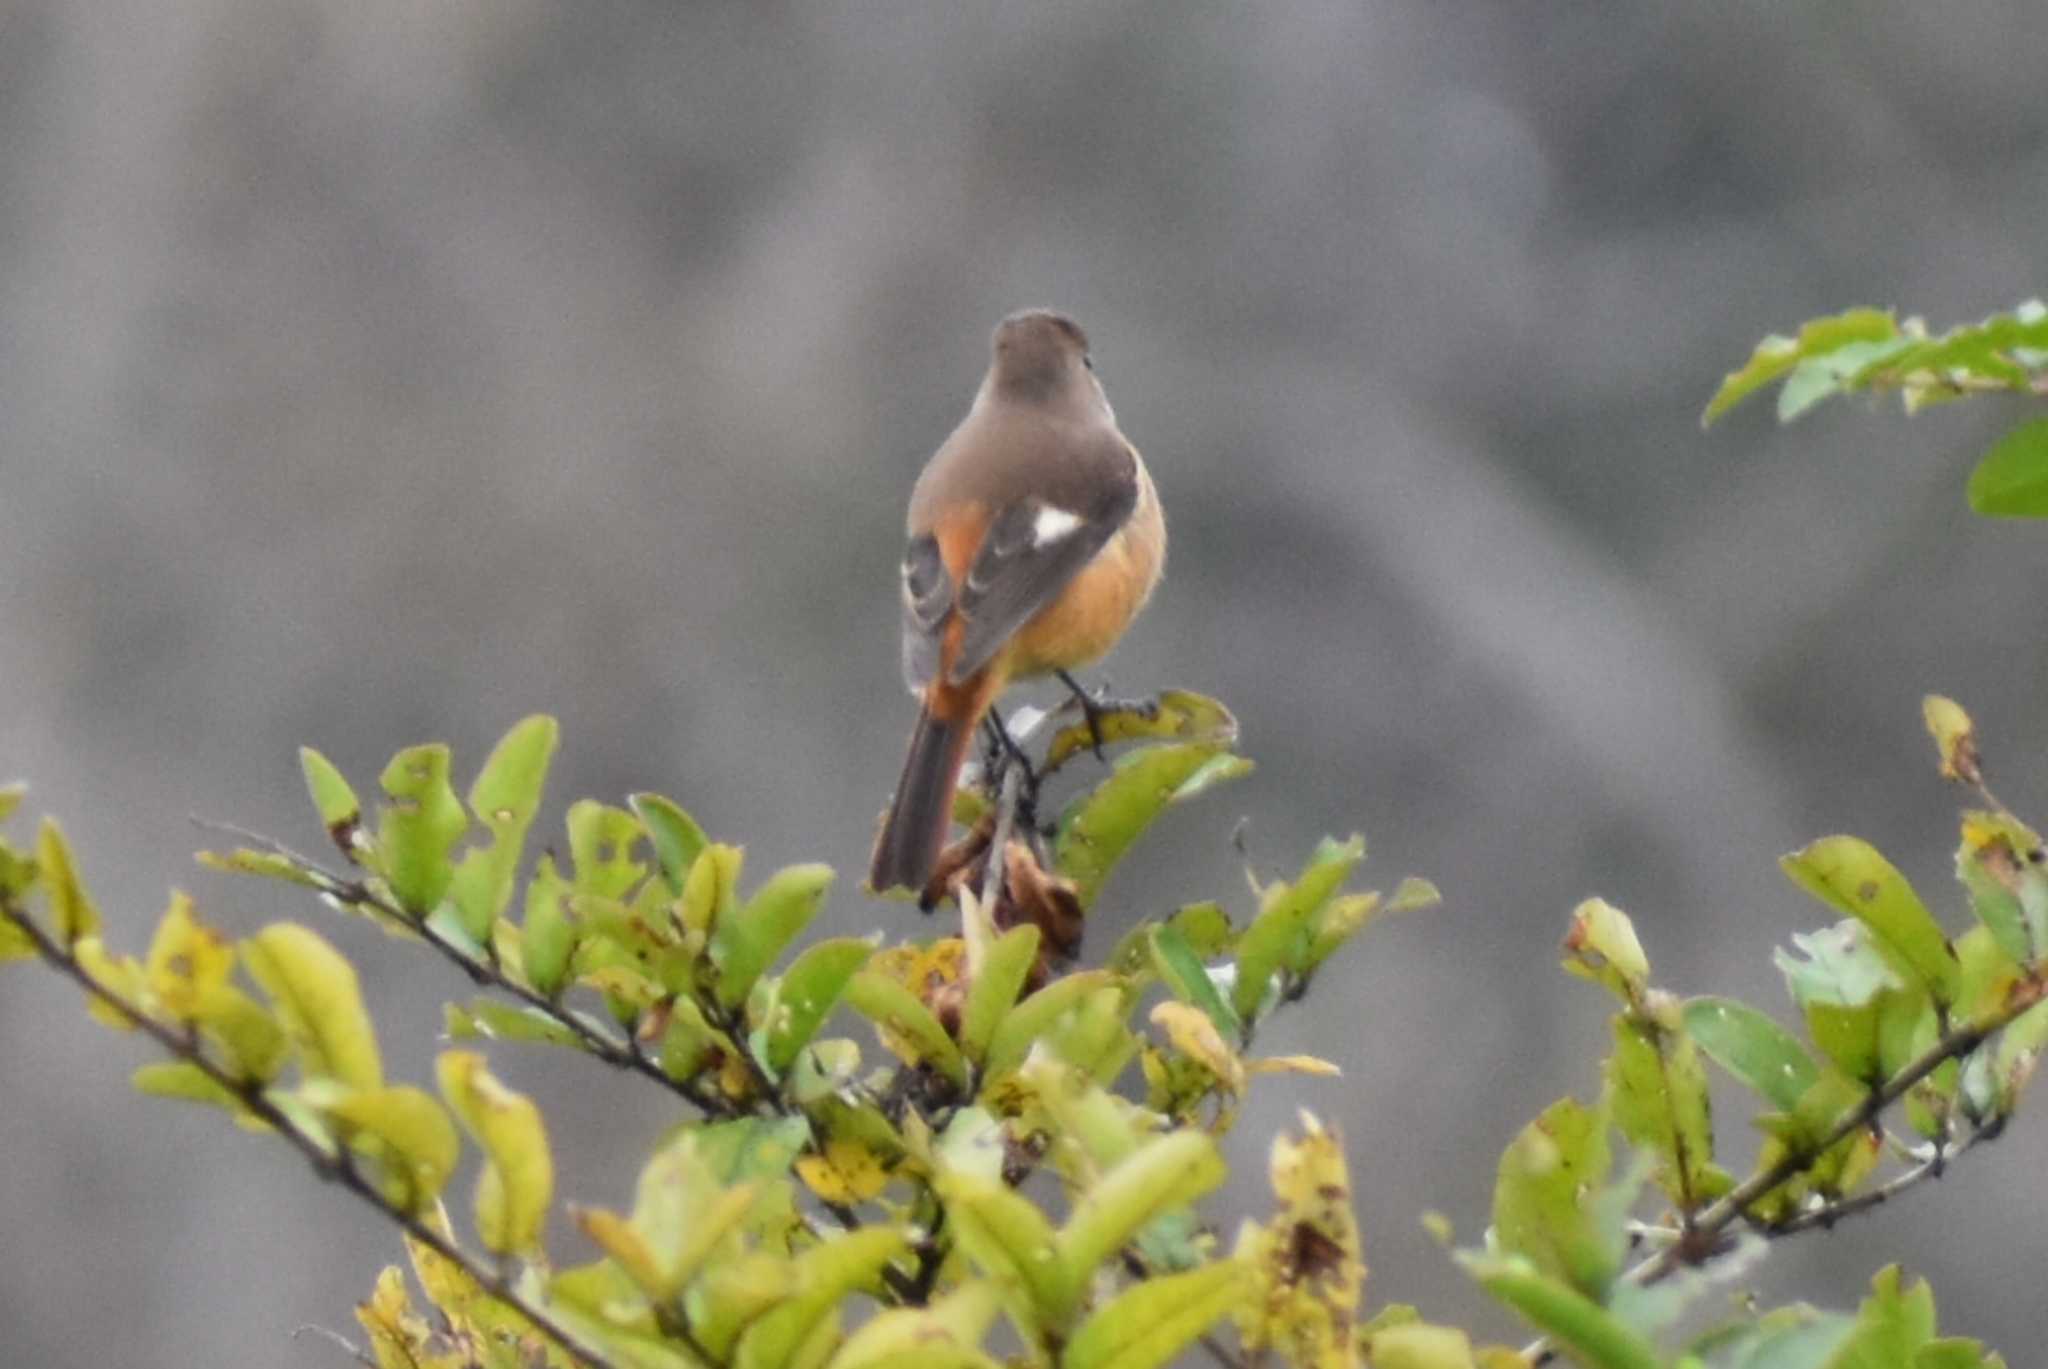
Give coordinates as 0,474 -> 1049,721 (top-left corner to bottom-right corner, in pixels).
1703,299 -> 2048,517
0,885 -> 616,1369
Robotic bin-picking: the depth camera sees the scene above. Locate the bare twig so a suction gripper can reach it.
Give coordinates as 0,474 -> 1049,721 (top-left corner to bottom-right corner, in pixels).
0,894 -> 614,1369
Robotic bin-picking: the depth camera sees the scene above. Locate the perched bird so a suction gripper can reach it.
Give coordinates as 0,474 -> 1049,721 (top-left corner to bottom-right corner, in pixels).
869,310 -> 1165,897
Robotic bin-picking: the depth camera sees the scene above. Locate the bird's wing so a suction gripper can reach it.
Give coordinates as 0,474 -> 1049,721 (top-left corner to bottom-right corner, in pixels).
900,532 -> 952,691
946,448 -> 1139,683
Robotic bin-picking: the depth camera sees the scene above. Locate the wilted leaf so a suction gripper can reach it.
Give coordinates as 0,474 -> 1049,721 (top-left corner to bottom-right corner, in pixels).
1922,696 -> 1982,785
1235,1114 -> 1363,1365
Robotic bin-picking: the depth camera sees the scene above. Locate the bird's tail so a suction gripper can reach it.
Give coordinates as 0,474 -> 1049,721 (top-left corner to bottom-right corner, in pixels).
869,678 -> 993,898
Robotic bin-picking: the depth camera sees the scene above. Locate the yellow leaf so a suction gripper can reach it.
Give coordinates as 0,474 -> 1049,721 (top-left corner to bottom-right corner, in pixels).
144,891 -> 235,1022
1149,1000 -> 1245,1095
321,1085 -> 462,1214
242,923 -> 384,1090
1246,1054 -> 1342,1078
1235,1113 -> 1365,1366
36,818 -> 100,945
796,1138 -> 892,1205
1923,694 -> 1982,784
437,1050 -> 554,1256
74,936 -> 147,1031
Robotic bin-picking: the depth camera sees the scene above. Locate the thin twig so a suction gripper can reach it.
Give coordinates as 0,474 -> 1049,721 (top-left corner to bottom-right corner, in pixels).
1760,1123 -> 1997,1238
191,816 -> 737,1117
0,895 -> 614,1369
1633,981 -> 2041,1286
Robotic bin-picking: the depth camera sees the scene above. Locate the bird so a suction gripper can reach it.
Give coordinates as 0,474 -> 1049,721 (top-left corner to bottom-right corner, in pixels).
868,309 -> 1166,898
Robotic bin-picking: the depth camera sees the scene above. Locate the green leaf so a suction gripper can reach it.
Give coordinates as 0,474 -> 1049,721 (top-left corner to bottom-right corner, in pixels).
1967,418 -> 2048,518
446,715 -> 558,942
518,854 -> 577,998
1685,996 -> 1818,1112
982,970 -> 1124,1081
1054,1131 -> 1226,1321
959,924 -> 1042,1066
826,1283 -> 1003,1369
1147,923 -> 1240,1039
1230,834 -> 1366,1022
1561,897 -> 1650,1005
1042,689 -> 1239,772
713,863 -> 833,1011
1054,743 -> 1251,909
0,782 -> 24,825
132,1061 -> 259,1123
36,817 -> 100,945
1782,838 -> 1960,1008
762,937 -> 878,1075
299,746 -> 363,853
631,792 -> 708,895
680,841 -> 743,938
1457,1252 -> 1662,1369
374,744 -> 468,916
734,1227 -> 910,1369
443,998 -> 582,1049
1062,1259 -> 1249,1369
1607,1008 -> 1719,1211
842,969 -> 967,1089
566,799 -> 647,901
1830,1265 -> 1938,1369
314,1083 -> 461,1213
242,923 -> 383,1090
1491,1095 -> 1623,1299
1702,308 -> 1898,426
436,1050 -> 554,1256
1955,812 -> 2048,971
937,1171 -> 1065,1336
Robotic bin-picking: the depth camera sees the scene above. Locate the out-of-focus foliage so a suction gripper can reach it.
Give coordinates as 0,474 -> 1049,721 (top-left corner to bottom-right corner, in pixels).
1704,301 -> 2048,517
2,691 -> 2040,1367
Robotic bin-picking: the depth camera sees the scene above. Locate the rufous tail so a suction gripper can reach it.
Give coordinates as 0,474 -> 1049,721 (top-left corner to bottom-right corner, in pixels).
869,684 -> 987,896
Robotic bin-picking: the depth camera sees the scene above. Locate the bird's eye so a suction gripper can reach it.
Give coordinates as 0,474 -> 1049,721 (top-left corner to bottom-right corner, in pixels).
1082,354 -> 1095,372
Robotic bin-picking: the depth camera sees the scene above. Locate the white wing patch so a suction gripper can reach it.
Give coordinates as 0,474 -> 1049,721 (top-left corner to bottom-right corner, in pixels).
1031,503 -> 1085,546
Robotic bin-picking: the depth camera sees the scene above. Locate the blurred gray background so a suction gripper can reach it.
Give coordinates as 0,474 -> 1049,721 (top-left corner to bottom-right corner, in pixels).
4,3 -> 2047,1364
